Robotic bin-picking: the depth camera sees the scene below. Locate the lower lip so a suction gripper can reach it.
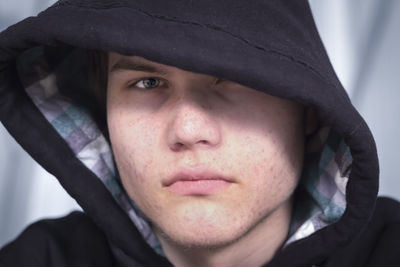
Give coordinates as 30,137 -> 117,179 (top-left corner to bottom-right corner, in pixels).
167,180 -> 230,195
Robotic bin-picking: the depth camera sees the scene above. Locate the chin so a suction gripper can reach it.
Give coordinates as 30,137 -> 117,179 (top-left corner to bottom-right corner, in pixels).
156,222 -> 247,250
152,202 -> 261,250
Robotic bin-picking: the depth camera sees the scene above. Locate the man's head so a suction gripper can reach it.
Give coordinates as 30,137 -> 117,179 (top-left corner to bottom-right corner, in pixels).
90,51 -> 315,252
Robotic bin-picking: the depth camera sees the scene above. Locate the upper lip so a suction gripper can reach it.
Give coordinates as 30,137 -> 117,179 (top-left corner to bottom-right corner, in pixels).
163,166 -> 234,187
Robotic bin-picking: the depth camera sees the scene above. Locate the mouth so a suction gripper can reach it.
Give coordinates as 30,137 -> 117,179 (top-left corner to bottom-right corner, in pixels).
163,166 -> 234,196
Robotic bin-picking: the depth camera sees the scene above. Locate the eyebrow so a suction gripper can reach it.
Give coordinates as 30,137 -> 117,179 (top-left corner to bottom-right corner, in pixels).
109,58 -> 169,75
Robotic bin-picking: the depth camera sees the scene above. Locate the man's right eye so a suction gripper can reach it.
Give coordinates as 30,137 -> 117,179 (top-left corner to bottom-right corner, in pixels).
129,77 -> 166,90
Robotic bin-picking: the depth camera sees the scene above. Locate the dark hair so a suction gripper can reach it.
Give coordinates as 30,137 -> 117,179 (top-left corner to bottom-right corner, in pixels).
86,49 -> 108,109
85,49 -> 110,139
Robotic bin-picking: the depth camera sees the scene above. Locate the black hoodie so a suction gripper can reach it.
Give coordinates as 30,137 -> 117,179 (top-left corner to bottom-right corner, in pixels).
0,0 -> 399,266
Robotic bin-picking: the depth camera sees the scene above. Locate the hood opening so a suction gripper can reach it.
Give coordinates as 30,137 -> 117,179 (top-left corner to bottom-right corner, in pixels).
14,45 -> 353,256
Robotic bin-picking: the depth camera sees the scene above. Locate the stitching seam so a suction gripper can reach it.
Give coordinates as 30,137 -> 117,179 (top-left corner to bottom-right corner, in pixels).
51,1 -> 335,87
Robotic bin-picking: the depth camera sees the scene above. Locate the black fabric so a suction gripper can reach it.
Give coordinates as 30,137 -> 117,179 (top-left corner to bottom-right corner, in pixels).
1,198 -> 399,267
0,0 -> 398,266
318,197 -> 400,267
0,212 -> 115,267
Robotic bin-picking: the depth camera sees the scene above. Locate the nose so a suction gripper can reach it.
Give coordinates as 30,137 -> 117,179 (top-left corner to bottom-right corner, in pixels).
166,89 -> 222,152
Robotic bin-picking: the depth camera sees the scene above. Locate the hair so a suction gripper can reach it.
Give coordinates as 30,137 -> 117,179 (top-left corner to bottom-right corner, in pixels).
85,49 -> 110,139
86,49 -> 108,110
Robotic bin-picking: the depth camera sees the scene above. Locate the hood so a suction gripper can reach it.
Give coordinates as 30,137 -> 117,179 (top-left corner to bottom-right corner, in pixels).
0,0 -> 379,266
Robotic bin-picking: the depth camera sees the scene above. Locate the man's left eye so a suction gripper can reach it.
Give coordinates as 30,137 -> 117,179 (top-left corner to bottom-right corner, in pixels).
131,77 -> 164,89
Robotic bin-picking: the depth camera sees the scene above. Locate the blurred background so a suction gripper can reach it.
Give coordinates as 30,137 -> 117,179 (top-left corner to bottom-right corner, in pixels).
0,0 -> 399,247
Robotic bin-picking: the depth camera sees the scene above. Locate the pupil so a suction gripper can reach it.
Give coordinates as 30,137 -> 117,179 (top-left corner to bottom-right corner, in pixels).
144,78 -> 158,88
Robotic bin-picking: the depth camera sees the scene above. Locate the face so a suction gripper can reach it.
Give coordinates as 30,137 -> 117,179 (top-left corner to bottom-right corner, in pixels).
106,52 -> 306,249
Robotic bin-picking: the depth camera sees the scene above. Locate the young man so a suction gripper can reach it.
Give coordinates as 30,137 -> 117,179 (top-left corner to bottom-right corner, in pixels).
0,0 -> 399,266
105,52 -> 311,266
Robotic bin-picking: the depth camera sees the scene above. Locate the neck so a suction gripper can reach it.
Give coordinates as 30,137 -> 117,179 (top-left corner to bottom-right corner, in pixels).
158,199 -> 293,267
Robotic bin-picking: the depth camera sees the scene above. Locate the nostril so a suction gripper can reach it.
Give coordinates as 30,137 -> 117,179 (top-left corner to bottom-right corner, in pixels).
172,140 -> 210,151
171,142 -> 184,151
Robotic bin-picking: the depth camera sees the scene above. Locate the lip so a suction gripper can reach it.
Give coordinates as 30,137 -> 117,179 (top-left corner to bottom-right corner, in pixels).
163,166 -> 234,195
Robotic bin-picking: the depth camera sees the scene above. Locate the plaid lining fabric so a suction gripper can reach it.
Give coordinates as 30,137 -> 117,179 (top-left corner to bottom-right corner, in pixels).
18,47 -> 352,256
18,47 -> 162,252
285,127 -> 351,246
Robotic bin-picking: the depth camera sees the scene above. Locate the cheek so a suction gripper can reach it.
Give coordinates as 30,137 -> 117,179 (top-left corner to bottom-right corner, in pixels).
107,108 -> 162,195
230,116 -> 303,204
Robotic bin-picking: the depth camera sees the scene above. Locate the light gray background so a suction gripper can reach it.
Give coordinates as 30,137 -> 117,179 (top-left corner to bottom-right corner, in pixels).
1,0 -> 399,247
